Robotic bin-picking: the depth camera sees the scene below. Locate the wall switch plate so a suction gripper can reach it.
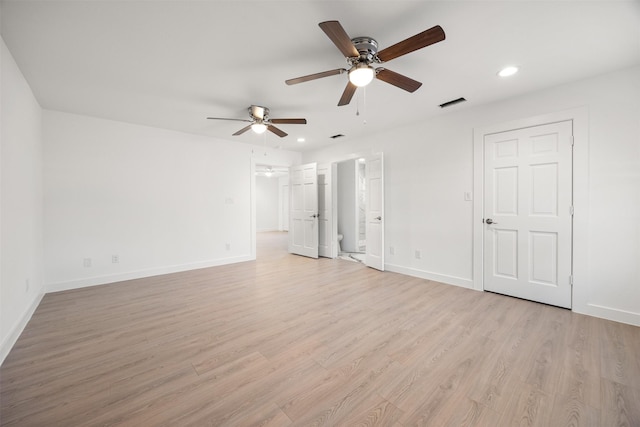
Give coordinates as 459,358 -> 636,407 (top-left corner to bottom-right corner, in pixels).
83,258 -> 92,267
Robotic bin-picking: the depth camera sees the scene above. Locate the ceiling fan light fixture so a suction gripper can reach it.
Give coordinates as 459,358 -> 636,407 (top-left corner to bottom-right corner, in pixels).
349,64 -> 375,87
251,123 -> 268,134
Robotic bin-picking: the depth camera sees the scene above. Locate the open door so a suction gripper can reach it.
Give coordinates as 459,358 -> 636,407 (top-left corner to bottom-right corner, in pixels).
289,163 -> 319,258
365,154 -> 384,271
318,163 -> 337,258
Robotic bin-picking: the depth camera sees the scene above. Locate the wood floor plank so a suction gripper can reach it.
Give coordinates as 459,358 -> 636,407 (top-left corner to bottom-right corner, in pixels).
336,396 -> 404,426
496,381 -> 554,427
600,378 -> 640,427
549,393 -> 600,427
1,231 -> 638,426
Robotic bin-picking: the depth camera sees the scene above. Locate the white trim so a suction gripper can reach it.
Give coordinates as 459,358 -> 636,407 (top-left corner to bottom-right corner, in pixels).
473,106 -> 590,310
385,263 -> 474,289
45,255 -> 253,293
578,304 -> 640,327
1,293 -> 45,366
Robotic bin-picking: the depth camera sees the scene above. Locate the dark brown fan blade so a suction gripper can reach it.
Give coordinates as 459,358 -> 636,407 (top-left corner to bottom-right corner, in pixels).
376,25 -> 445,62
319,21 -> 359,58
232,125 -> 253,136
270,118 -> 307,125
267,125 -> 288,138
338,81 -> 357,106
285,69 -> 345,85
376,68 -> 422,92
207,117 -> 251,122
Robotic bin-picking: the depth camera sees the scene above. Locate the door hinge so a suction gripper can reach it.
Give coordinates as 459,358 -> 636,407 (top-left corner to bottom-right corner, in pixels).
570,136 -> 575,146
569,275 -> 574,286
569,206 -> 574,216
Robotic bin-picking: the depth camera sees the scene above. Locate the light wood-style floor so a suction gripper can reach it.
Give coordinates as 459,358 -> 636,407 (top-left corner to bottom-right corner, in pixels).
1,232 -> 639,426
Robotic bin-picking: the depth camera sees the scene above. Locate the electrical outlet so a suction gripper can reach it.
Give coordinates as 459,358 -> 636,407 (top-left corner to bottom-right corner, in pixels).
464,192 -> 473,201
83,258 -> 92,267
112,255 -> 119,263
389,246 -> 395,255
225,243 -> 231,251
415,250 -> 421,259
25,279 -> 30,293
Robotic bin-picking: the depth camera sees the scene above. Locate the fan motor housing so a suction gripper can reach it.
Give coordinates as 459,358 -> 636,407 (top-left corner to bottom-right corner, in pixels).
250,105 -> 269,120
351,37 -> 378,62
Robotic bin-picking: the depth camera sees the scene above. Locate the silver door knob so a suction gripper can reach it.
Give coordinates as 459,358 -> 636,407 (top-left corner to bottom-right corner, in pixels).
375,216 -> 382,220
310,214 -> 319,218
485,218 -> 498,224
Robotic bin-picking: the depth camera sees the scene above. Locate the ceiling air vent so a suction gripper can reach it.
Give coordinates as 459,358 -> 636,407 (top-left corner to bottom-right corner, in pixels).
329,134 -> 345,139
439,97 -> 467,108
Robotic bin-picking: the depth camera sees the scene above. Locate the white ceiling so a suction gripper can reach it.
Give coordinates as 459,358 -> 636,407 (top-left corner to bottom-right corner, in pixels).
2,1 -> 639,152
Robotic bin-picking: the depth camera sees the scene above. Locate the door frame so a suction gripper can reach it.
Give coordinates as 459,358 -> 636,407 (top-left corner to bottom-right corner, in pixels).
319,151 -> 385,264
472,107 -> 588,311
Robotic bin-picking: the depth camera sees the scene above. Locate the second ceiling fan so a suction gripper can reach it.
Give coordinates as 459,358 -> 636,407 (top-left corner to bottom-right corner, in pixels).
207,105 -> 306,137
286,20 -> 445,106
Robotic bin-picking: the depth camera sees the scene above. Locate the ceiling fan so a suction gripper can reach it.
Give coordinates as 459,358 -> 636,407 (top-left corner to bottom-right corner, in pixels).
286,20 -> 445,106
207,105 -> 307,137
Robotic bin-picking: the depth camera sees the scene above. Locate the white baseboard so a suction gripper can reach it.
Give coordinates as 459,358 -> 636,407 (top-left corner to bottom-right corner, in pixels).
385,263 -> 474,289
46,255 -> 254,293
574,303 -> 640,327
1,292 -> 44,366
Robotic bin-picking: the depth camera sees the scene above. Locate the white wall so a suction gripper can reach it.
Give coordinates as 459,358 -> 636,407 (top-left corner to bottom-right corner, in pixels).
1,37 -> 44,363
303,65 -> 640,326
43,110 -> 300,292
256,175 -> 279,232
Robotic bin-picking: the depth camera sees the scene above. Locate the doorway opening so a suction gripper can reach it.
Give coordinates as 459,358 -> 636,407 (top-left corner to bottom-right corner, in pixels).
255,163 -> 289,259
336,158 -> 366,263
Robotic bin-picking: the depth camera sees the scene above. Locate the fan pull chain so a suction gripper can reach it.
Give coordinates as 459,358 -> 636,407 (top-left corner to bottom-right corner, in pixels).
362,86 -> 367,125
263,132 -> 268,156
354,88 -> 367,124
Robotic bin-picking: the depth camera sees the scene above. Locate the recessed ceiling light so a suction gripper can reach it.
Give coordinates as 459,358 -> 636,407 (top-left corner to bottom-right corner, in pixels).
297,137 -> 305,143
498,66 -> 519,77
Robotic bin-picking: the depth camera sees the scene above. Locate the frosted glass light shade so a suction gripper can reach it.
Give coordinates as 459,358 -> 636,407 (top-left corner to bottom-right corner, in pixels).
349,65 -> 375,87
251,123 -> 268,134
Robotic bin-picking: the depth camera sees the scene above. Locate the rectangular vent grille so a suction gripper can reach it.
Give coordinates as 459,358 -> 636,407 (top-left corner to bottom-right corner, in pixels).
329,134 -> 345,139
439,97 -> 467,108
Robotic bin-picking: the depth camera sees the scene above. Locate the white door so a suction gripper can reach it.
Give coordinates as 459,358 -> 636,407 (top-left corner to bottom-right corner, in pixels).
289,163 -> 319,258
318,163 -> 336,258
484,121 -> 572,308
365,154 -> 384,271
